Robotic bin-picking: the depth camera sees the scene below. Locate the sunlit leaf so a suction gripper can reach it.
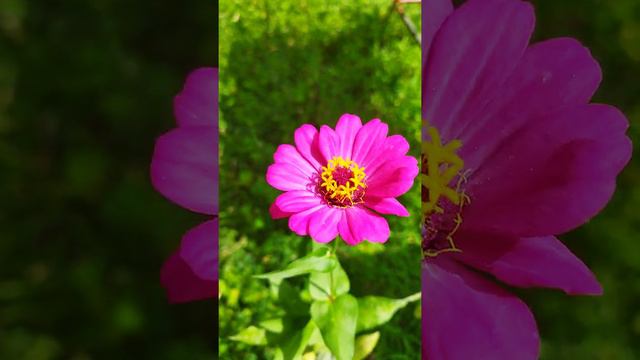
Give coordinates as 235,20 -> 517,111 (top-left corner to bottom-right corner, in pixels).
354,331 -> 381,360
356,292 -> 420,332
308,257 -> 350,300
311,294 -> 358,360
255,247 -> 337,282
230,326 -> 267,346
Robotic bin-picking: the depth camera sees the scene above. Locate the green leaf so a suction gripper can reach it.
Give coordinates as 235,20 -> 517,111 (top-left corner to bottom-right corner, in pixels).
308,257 -> 350,300
311,294 -> 358,360
356,292 -> 421,332
259,318 -> 284,333
229,325 -> 267,345
354,331 -> 381,360
254,247 -> 336,282
280,321 -> 318,360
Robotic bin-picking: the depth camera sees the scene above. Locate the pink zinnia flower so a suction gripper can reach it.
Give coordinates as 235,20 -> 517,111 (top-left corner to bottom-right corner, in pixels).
267,114 -> 419,245
151,68 -> 218,303
422,0 -> 631,359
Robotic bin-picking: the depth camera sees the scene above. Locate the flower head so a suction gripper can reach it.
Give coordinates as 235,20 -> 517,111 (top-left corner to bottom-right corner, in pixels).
267,114 -> 419,245
422,0 -> 631,358
151,68 -> 218,303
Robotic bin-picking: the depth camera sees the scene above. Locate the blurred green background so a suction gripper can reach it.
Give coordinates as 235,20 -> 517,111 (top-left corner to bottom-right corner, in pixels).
1,0 -> 639,359
0,0 -> 218,359
218,0 -> 422,358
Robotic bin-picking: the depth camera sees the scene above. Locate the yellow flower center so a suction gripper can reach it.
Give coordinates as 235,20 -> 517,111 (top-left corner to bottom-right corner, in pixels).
422,125 -> 470,258
319,156 -> 367,208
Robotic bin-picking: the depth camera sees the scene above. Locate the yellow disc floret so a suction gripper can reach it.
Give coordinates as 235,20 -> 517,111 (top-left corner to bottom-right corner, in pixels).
422,125 -> 470,258
319,156 -> 367,208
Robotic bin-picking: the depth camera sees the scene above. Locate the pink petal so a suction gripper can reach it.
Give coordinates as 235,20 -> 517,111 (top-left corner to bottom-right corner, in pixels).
337,212 -> 357,245
294,124 -> 323,171
454,232 -> 602,295
362,135 -> 411,177
151,126 -> 217,215
334,114 -> 362,159
161,251 -> 216,303
461,37 -> 603,171
366,156 -> 419,198
308,207 -> 342,243
352,119 -> 389,167
179,219 -> 218,281
423,257 -> 539,360
272,190 -> 322,214
266,163 -> 313,192
464,104 -> 631,236
364,197 -> 410,217
174,68 -> 218,128
289,205 -> 325,236
342,207 -> 390,245
269,202 -> 290,219
424,0 -> 534,141
273,144 -> 316,175
423,0 -> 453,62
318,125 -> 340,164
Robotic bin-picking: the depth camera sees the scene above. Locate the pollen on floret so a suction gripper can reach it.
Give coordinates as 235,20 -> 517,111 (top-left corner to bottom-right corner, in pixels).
318,156 -> 367,208
422,125 -> 470,258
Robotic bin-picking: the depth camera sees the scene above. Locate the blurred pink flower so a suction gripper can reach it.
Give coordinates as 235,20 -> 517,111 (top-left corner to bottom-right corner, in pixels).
151,68 -> 218,302
267,114 -> 418,245
422,0 -> 631,358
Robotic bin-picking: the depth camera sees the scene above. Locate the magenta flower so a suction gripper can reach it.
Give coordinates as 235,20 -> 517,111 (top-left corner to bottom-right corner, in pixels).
422,0 -> 631,359
267,114 -> 418,245
151,68 -> 218,303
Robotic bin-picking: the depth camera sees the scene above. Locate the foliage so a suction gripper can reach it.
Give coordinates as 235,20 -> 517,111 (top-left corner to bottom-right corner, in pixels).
231,243 -> 420,359
0,0 -> 217,358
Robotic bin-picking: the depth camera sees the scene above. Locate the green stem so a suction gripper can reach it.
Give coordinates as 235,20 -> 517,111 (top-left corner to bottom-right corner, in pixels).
329,239 -> 341,301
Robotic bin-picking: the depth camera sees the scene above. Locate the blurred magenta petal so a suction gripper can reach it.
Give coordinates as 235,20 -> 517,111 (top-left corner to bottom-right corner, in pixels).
151,126 -> 218,215
161,250 -> 217,304
463,104 -> 631,236
422,258 -> 539,360
179,219 -> 218,281
267,115 -> 416,245
174,68 -> 218,128
422,0 -> 632,356
423,0 -> 453,61
153,67 -> 218,303
425,0 -> 534,141
460,38 -> 603,170
455,233 -> 603,295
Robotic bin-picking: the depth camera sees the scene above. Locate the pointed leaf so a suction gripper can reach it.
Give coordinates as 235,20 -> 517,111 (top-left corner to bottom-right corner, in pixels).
311,294 -> 358,360
229,326 -> 267,345
255,247 -> 336,282
259,318 -> 284,333
354,331 -> 381,360
281,321 -> 318,360
309,258 -> 350,300
356,292 -> 420,332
